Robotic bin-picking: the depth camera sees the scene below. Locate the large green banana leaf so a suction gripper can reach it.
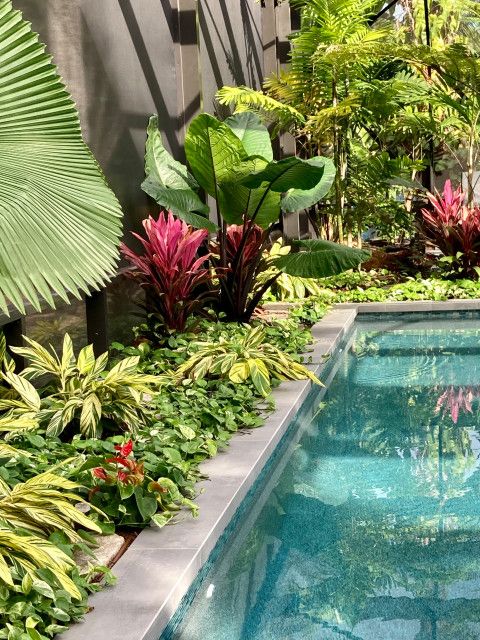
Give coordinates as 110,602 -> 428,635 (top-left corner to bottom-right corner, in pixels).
0,0 -> 123,315
281,157 -> 336,213
185,113 -> 247,199
224,112 -> 273,161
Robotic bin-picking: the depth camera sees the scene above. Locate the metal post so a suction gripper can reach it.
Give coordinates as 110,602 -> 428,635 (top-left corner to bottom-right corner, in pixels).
86,290 -> 109,355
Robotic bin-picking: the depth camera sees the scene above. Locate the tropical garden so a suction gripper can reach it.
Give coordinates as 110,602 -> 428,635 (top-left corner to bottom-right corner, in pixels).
1,0 -> 480,637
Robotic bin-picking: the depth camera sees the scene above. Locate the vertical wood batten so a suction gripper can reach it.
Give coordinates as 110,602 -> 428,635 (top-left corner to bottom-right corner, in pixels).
175,0 -> 202,152
86,290 -> 109,356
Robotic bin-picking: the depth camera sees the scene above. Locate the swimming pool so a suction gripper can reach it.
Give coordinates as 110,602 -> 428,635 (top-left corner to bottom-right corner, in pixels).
163,313 -> 480,640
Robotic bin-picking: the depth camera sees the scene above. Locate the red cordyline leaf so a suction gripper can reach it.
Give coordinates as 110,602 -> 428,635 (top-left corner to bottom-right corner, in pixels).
93,467 -> 108,480
115,440 -> 133,457
121,211 -> 215,331
225,224 -> 264,265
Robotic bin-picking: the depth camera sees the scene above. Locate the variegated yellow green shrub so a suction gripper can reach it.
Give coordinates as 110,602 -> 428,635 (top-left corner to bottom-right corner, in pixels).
0,470 -> 101,598
176,325 -> 322,397
0,334 -> 163,439
259,239 -> 326,301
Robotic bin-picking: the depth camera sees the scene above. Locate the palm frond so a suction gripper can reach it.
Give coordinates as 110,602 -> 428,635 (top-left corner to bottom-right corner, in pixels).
0,0 -> 123,314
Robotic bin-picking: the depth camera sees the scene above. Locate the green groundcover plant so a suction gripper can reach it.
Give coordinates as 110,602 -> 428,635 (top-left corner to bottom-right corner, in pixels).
0,334 -> 161,440
286,273 -> 480,324
176,325 -> 321,397
0,315 -> 318,637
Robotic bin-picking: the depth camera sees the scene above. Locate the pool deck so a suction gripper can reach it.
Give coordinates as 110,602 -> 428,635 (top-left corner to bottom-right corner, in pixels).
61,300 -> 480,640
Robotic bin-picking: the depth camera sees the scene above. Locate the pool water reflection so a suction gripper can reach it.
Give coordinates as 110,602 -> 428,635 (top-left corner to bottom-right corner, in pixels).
166,314 -> 480,640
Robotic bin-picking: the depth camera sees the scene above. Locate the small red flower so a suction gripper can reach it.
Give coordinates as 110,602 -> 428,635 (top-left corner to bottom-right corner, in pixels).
93,467 -> 108,480
106,456 -> 131,467
117,470 -> 128,483
114,440 -> 133,457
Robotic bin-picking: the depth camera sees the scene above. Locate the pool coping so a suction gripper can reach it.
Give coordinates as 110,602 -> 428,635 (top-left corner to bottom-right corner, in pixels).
335,298 -> 480,313
61,307 -> 357,640
62,299 -> 480,640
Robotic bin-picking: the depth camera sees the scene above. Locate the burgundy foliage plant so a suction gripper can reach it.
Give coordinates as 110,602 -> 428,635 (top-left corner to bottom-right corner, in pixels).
422,180 -> 480,277
211,222 -> 276,322
121,212 -> 215,332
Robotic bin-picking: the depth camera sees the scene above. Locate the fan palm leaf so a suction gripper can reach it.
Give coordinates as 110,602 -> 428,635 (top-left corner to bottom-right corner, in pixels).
0,0 -> 123,315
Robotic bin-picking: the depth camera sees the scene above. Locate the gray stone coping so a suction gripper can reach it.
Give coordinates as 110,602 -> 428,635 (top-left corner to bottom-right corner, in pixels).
61,308 -> 357,640
336,299 -> 480,313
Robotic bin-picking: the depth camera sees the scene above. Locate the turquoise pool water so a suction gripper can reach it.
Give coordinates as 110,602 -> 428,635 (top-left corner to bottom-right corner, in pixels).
166,314 -> 480,640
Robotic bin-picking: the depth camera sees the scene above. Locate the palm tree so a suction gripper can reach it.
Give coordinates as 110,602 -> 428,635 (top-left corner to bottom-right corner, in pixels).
218,0 -> 411,244
0,0 -> 123,315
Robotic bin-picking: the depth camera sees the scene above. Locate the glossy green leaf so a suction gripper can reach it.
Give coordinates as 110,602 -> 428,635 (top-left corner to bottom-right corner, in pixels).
241,157 -> 328,193
281,157 -> 336,212
185,114 -> 247,199
142,176 -> 216,232
224,112 -> 273,161
134,487 -> 157,521
0,0 -> 123,315
274,240 -> 370,278
144,115 -> 197,190
219,157 -> 281,227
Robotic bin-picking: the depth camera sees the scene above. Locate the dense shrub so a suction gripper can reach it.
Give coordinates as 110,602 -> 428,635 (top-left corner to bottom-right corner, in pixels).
422,180 -> 480,278
121,212 -> 216,332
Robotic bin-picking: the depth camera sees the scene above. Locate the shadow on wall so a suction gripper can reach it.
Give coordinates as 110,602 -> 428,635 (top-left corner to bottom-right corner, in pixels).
198,0 -> 263,112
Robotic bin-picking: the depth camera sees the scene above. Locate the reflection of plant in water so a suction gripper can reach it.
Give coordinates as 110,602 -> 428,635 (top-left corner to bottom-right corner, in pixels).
435,386 -> 479,424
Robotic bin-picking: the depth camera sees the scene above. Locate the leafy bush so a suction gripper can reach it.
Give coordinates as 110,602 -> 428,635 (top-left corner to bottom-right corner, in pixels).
259,239 -> 326,301
0,316 -> 318,635
121,212 -> 216,332
0,0 -> 123,317
137,112 -> 368,322
290,276 -> 480,324
0,468 -> 111,639
176,325 -> 321,397
88,439 -> 196,527
0,335 -> 160,439
422,180 -> 480,277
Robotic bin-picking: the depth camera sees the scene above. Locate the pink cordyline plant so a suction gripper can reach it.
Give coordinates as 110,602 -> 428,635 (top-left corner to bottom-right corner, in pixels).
210,222 -> 270,322
422,180 -> 480,277
435,386 -> 476,424
121,212 -> 215,332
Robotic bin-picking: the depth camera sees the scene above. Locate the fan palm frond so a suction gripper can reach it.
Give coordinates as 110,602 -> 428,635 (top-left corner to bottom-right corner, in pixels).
0,0 -> 123,315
